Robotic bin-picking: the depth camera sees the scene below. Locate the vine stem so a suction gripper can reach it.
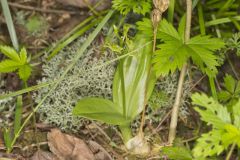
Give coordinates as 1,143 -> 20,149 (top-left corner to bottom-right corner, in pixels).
168,0 -> 192,144
225,143 -> 236,160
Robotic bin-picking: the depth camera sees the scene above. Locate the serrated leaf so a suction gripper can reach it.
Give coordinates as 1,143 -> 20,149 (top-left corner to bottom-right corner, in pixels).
223,74 -> 236,93
192,93 -> 231,129
0,59 -> 21,73
157,19 -> 182,41
73,98 -> 130,125
136,18 -> 153,40
162,146 -> 192,160
178,15 -> 186,40
18,64 -> 32,81
232,100 -> 240,129
218,90 -> 231,102
193,130 -> 225,158
19,47 -> 28,64
222,124 -> 240,147
153,19 -> 224,77
0,45 -> 20,61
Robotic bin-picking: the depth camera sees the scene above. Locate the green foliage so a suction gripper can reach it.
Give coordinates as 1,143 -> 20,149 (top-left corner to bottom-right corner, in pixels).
73,98 -> 130,125
218,74 -> 240,106
153,19 -> 225,77
162,146 -> 193,160
192,93 -> 240,158
225,32 -> 240,56
26,15 -> 48,35
0,46 -> 32,82
112,0 -> 152,15
73,36 -> 154,142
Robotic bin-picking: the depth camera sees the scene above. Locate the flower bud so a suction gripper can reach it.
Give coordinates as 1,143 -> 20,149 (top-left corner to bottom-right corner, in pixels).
153,0 -> 170,13
151,9 -> 162,28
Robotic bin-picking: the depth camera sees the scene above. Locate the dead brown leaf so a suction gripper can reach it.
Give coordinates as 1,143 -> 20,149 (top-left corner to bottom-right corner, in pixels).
55,0 -> 111,11
88,141 -> 112,160
47,129 -> 95,160
30,150 -> 58,160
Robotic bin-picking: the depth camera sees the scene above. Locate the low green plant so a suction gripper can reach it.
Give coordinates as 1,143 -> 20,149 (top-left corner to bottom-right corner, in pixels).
3,95 -> 23,153
192,93 -> 240,159
73,35 -> 154,145
0,46 -> 32,83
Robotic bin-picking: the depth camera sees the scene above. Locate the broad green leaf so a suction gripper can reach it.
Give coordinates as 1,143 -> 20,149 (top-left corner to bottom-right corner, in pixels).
0,59 -> 21,73
19,47 -> 28,64
18,64 -> 32,81
113,37 -> 152,120
193,130 -> 225,158
223,74 -> 236,93
192,93 -> 231,129
73,98 -> 129,125
0,45 -> 20,61
162,146 -> 193,160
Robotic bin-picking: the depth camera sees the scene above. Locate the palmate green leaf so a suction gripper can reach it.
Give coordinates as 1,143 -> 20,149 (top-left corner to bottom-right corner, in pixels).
0,59 -> 21,73
0,45 -> 20,62
153,19 -> 224,77
113,37 -> 152,120
193,130 -> 225,158
18,64 -> 32,82
191,93 -> 231,129
73,98 -> 130,125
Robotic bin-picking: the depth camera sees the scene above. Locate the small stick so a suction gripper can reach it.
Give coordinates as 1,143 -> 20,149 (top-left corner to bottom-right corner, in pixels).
8,2 -> 85,15
168,0 -> 192,144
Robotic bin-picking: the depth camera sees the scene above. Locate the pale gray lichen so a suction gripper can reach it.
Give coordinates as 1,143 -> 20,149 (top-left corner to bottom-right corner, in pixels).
131,74 -> 191,132
35,35 -> 191,133
0,78 -> 15,127
34,36 -> 116,132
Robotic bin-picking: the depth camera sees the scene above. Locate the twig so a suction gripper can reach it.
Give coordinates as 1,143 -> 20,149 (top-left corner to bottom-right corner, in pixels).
8,2 -> 85,15
168,0 -> 192,144
225,143 -> 236,160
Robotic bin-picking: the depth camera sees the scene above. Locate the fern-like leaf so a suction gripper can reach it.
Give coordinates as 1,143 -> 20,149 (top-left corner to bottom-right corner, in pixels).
112,0 -> 152,15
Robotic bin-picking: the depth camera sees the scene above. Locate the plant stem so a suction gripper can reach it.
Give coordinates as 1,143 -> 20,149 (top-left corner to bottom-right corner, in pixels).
119,125 -> 132,144
168,0 -> 192,144
209,77 -> 218,100
226,143 -> 236,160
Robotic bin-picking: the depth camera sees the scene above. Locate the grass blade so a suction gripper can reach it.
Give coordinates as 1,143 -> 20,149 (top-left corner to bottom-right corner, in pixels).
47,19 -> 99,60
1,0 -> 19,51
14,96 -> 23,135
0,82 -> 53,100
